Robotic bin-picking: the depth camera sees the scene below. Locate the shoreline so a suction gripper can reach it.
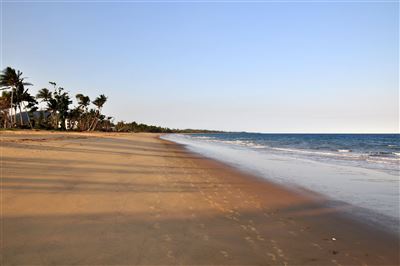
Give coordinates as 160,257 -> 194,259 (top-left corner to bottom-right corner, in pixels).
1,131 -> 399,265
160,134 -> 400,235
162,133 -> 400,235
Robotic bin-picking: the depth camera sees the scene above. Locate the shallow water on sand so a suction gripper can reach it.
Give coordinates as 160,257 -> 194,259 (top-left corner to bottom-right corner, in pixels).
163,133 -> 400,234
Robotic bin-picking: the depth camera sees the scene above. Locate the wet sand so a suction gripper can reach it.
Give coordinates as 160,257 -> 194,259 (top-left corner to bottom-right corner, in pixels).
1,131 -> 399,265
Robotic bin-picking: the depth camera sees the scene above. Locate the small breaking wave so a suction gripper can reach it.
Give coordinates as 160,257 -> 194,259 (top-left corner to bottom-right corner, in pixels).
192,136 -> 400,164
183,133 -> 400,175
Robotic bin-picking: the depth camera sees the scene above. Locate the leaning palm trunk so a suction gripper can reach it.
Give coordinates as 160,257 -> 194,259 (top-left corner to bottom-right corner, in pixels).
40,109 -> 46,127
13,106 -> 18,127
18,104 -> 24,126
49,111 -> 55,129
53,112 -> 59,129
88,111 -> 99,131
22,102 -> 33,129
91,116 -> 100,131
9,89 -> 14,126
91,108 -> 103,131
1,111 -> 9,128
13,103 -> 17,127
85,116 -> 91,131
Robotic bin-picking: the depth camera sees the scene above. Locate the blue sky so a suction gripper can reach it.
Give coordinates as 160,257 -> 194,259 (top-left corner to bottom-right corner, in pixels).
2,1 -> 399,133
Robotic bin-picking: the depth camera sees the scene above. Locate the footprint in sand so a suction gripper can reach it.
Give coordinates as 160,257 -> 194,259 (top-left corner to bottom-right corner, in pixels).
225,214 -> 239,221
331,259 -> 342,266
311,243 -> 323,250
249,225 -> 258,233
220,250 -> 229,258
272,245 -> 288,262
153,223 -> 160,229
279,220 -> 288,226
267,252 -> 277,261
256,235 -> 265,241
167,250 -> 174,259
163,234 -> 172,242
244,236 -> 255,244
274,246 -> 285,258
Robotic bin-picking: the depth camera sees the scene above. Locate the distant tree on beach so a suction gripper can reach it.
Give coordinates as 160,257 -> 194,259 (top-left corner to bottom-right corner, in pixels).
74,93 -> 91,130
89,94 -> 107,131
37,82 -> 72,130
14,83 -> 37,128
0,91 -> 11,128
36,88 -> 53,128
0,67 -> 32,127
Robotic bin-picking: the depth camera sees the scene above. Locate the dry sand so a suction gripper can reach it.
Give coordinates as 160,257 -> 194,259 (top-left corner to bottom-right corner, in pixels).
1,131 -> 399,265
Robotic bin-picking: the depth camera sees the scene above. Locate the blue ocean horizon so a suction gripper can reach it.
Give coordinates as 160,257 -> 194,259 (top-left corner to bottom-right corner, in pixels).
186,132 -> 400,173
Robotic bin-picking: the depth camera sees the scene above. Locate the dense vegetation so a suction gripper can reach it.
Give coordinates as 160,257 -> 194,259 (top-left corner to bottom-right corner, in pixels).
0,67 -> 220,133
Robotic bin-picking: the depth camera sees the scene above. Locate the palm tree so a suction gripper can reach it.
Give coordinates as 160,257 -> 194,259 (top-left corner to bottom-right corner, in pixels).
0,67 -> 32,127
89,94 -> 107,131
0,91 -> 11,128
14,85 -> 37,127
37,83 -> 72,130
14,83 -> 25,125
14,83 -> 33,126
52,87 -> 72,130
75,94 -> 91,130
76,94 -> 90,110
36,88 -> 53,127
66,107 -> 81,130
37,88 -> 52,102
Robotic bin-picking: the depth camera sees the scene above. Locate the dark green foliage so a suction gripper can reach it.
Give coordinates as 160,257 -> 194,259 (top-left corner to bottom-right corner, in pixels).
113,121 -> 221,134
0,67 -> 33,127
115,121 -> 173,133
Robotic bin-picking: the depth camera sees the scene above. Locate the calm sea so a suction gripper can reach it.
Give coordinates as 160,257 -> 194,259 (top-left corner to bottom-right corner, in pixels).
162,133 -> 400,233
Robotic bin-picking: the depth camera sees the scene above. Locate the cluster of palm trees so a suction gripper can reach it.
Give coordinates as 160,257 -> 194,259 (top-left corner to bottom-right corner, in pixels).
0,67 -> 110,131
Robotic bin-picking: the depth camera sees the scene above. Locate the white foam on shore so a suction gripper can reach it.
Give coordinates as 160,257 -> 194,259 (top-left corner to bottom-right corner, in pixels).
162,134 -> 400,233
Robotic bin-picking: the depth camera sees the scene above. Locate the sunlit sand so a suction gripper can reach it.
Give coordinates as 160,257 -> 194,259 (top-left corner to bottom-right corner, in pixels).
1,131 -> 398,265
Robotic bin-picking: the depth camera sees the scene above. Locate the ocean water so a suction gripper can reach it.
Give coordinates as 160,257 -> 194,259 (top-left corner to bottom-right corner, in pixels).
162,133 -> 400,233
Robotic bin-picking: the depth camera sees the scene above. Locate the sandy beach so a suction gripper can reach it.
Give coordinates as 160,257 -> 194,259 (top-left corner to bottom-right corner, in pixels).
1,131 -> 399,265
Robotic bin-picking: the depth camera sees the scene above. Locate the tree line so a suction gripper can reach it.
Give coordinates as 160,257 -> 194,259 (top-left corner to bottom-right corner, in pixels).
0,67 -> 221,133
0,67 -> 109,131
